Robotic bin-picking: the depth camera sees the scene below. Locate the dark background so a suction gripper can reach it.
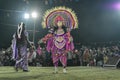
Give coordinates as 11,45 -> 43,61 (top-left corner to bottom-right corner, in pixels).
0,0 -> 120,48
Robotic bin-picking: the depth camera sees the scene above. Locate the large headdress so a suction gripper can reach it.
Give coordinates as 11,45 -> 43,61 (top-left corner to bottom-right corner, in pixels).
42,6 -> 78,30
17,22 -> 25,39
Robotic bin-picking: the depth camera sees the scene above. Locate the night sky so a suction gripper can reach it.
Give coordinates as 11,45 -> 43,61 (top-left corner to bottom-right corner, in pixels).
0,0 -> 120,48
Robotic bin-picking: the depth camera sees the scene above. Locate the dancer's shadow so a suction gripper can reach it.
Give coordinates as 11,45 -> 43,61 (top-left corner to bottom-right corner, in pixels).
0,71 -> 23,74
0,73 -> 53,80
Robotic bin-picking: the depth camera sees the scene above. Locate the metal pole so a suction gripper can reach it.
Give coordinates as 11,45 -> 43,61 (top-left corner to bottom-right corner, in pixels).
33,20 -> 36,43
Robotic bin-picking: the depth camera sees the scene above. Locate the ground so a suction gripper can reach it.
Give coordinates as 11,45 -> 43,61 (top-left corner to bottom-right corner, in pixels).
0,66 -> 120,80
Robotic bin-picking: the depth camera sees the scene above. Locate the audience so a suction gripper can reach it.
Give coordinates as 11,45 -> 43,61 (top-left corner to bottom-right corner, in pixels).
0,41 -> 120,67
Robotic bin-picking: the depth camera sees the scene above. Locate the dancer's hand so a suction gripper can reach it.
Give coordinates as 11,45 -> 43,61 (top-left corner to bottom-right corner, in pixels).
65,50 -> 68,53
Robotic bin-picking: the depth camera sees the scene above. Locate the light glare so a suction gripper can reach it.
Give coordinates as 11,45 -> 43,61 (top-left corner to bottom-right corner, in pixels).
24,13 -> 30,19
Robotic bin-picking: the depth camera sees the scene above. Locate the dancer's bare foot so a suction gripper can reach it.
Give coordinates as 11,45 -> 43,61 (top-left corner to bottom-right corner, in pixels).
53,67 -> 58,74
14,67 -> 18,72
63,68 -> 67,73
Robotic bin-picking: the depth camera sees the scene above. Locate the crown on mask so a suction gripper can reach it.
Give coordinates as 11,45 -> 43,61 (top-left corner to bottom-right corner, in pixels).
55,16 -> 64,23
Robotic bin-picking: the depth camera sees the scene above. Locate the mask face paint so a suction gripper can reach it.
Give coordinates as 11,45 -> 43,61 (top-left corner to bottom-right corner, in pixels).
57,21 -> 63,27
17,22 -> 24,39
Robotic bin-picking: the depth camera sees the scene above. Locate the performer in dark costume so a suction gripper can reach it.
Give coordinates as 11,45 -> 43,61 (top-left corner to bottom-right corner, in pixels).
12,22 -> 31,72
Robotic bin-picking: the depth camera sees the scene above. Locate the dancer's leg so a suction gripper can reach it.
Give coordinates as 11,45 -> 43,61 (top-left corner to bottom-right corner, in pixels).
60,53 -> 67,73
52,54 -> 59,73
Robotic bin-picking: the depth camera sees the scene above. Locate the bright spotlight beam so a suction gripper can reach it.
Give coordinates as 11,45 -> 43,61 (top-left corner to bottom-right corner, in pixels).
31,12 -> 37,18
24,13 -> 30,19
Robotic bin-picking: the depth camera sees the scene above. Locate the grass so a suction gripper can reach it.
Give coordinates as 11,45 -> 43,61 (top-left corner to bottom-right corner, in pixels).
0,66 -> 120,80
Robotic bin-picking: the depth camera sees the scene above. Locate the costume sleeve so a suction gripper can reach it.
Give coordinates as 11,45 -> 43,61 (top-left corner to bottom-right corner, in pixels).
46,37 -> 53,52
66,32 -> 74,51
25,31 -> 31,45
11,33 -> 18,60
38,33 -> 53,52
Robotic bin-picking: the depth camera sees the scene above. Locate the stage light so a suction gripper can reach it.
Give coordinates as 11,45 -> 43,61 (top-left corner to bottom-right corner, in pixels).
114,3 -> 120,10
24,13 -> 30,19
31,12 -> 37,18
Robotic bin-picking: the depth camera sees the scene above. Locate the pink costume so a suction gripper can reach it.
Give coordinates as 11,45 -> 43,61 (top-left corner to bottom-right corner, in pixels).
46,31 -> 74,67
37,7 -> 78,73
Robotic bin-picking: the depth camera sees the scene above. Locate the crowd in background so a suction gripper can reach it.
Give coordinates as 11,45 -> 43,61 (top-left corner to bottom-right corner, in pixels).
0,41 -> 120,68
